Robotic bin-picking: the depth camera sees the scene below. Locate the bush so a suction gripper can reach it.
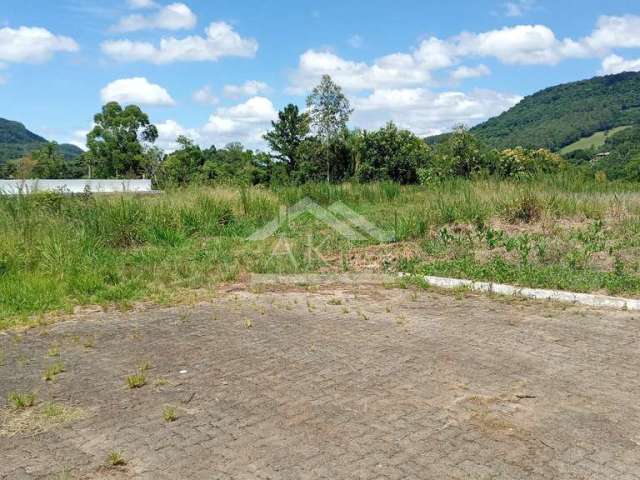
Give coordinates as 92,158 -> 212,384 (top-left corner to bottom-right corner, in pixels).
496,147 -> 566,179
504,191 -> 543,223
419,126 -> 492,183
354,123 -> 432,184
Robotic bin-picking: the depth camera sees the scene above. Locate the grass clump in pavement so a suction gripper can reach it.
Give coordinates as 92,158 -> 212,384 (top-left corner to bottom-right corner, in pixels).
43,361 -> 65,381
107,451 -> 126,467
163,405 -> 177,422
126,372 -> 146,389
7,392 -> 35,409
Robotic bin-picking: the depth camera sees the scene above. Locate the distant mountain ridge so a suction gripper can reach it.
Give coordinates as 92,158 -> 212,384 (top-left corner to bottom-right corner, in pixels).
469,71 -> 640,151
0,117 -> 83,164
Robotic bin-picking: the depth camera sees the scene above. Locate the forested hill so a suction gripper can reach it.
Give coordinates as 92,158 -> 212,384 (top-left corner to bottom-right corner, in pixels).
470,71 -> 640,151
0,117 -> 83,163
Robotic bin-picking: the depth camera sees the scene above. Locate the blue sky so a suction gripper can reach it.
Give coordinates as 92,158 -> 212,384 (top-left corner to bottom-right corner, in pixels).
1,0 -> 640,150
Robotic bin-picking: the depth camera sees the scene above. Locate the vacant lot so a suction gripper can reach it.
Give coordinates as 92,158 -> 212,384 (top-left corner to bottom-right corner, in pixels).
1,284 -> 639,479
3,177 -> 640,326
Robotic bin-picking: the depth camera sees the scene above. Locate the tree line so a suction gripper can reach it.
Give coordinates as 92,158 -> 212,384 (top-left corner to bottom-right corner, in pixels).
3,75 -> 567,185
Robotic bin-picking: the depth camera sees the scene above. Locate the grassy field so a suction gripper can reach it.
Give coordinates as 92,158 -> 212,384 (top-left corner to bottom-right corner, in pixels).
560,126 -> 631,154
2,175 -> 640,327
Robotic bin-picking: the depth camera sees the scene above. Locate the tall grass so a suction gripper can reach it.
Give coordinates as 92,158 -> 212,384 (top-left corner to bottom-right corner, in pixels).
1,175 -> 640,325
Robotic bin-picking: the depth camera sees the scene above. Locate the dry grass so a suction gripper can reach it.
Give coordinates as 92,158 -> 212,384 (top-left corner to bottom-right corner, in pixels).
0,402 -> 85,437
2,177 -> 640,326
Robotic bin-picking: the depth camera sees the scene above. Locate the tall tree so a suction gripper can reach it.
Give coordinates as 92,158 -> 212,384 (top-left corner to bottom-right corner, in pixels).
263,104 -> 309,174
31,142 -> 65,178
159,136 -> 205,187
306,75 -> 353,181
86,102 -> 158,178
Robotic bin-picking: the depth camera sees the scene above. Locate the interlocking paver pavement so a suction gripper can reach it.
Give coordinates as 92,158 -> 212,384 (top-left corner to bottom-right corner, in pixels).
1,285 -> 640,479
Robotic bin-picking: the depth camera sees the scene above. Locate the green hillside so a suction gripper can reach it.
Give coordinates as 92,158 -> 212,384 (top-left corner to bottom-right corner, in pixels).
470,71 -> 640,151
586,124 -> 640,180
560,126 -> 632,155
0,117 -> 83,164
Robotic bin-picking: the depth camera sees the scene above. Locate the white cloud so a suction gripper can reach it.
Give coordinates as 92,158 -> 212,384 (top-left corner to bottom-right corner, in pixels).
289,49 -> 432,93
102,22 -> 258,64
0,26 -> 78,63
348,34 -> 363,48
413,37 -> 457,70
192,85 -> 219,105
584,15 -> 640,52
352,88 -> 522,137
223,80 -> 269,98
289,26 -> 578,94
127,0 -> 156,8
100,77 -> 176,106
156,119 -> 200,151
503,0 -> 536,17
201,96 -> 277,147
600,54 -> 640,75
451,64 -> 491,81
65,128 -> 91,150
455,25 -> 590,65
289,15 -> 640,95
112,2 -> 196,32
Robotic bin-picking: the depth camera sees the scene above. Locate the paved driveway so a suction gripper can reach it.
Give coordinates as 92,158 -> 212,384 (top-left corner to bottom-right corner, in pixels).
1,285 -> 639,479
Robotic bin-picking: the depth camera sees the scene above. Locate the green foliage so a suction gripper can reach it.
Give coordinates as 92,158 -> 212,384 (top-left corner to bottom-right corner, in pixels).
306,75 -> 353,143
7,142 -> 86,179
495,147 -> 566,178
0,118 -> 83,177
503,191 -> 543,223
587,124 -> 640,180
263,104 -> 310,174
8,391 -> 36,409
560,126 -> 631,155
159,136 -> 205,187
86,102 -> 158,178
418,126 -> 492,182
471,71 -> 640,150
354,123 -> 431,184
306,75 -> 354,182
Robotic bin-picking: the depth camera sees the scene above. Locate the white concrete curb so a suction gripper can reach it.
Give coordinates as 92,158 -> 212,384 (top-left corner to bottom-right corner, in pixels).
250,273 -> 640,311
415,275 -> 640,311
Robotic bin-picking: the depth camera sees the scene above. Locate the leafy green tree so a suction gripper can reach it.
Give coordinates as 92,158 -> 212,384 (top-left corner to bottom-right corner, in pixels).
86,102 -> 158,178
495,147 -> 566,178
7,153 -> 37,180
263,104 -> 310,174
31,142 -> 64,178
420,126 -> 491,182
354,123 -> 432,184
159,136 -> 205,187
623,151 -> 640,181
306,75 -> 353,181
141,146 -> 166,185
294,137 -> 325,183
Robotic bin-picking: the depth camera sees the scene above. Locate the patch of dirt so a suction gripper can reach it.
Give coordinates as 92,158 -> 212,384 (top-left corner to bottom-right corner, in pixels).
0,403 -> 86,437
321,241 -> 424,272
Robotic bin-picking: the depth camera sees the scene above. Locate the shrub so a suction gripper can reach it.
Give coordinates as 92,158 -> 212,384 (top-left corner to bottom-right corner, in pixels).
354,122 -> 432,184
504,192 -> 543,223
496,147 -> 566,178
419,126 -> 492,182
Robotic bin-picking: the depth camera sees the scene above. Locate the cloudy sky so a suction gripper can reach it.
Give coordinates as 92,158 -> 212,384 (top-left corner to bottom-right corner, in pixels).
1,0 -> 640,151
